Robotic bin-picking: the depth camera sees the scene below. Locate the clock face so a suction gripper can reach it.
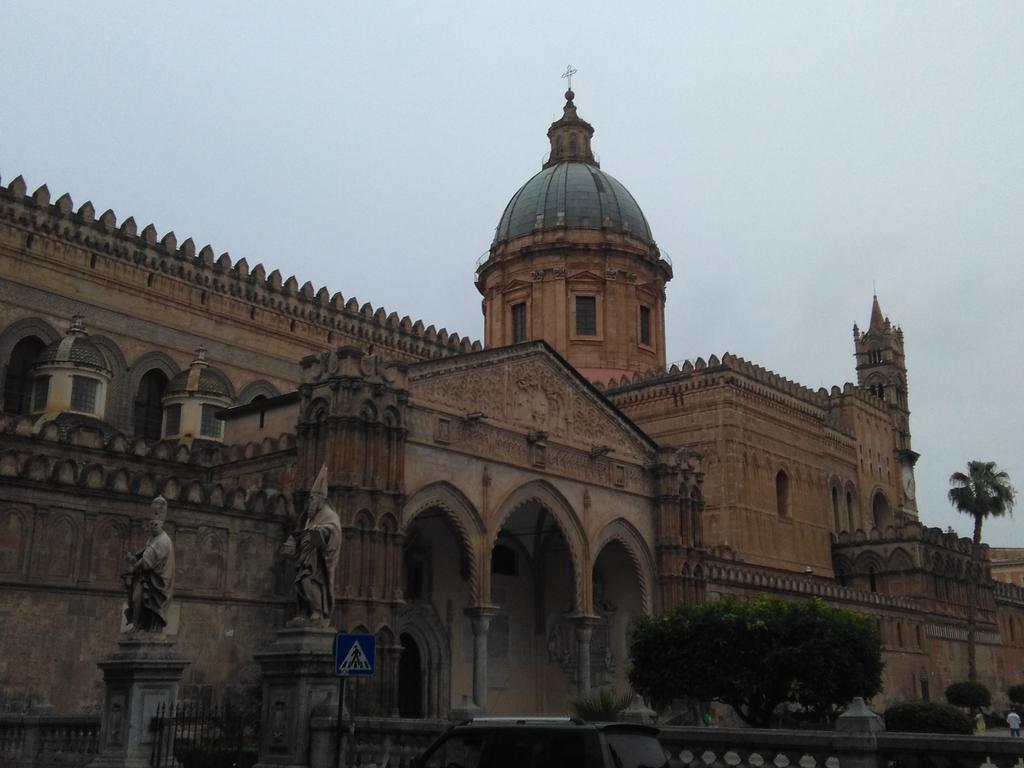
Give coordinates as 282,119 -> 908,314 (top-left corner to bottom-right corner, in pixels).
902,470 -> 916,500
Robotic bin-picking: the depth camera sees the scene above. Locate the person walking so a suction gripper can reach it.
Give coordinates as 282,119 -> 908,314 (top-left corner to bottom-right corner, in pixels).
1007,709 -> 1021,737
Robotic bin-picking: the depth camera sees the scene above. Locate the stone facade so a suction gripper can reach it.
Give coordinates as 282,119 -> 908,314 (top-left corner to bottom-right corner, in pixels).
3,91 -> 1024,723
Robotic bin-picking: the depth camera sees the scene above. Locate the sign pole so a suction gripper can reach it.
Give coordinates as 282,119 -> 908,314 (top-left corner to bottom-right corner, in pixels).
334,631 -> 376,768
347,678 -> 356,768
334,676 -> 346,768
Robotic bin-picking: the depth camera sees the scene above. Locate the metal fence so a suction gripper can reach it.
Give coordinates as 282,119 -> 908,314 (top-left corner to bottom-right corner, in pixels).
150,701 -> 258,768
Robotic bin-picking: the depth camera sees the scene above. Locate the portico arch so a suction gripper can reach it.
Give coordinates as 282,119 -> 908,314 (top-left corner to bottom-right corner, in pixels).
491,480 -> 587,613
403,481 -> 485,604
593,518 -> 655,614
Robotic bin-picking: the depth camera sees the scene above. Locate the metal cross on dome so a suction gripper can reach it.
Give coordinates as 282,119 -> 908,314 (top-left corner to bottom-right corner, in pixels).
561,65 -> 577,90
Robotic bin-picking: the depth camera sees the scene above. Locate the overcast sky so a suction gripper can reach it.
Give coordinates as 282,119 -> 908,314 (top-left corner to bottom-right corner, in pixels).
4,2 -> 1022,545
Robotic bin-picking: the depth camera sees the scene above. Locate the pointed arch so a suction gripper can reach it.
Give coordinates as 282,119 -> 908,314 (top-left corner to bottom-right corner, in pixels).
237,379 -> 281,404
403,481 -> 485,604
592,518 -> 655,613
398,601 -> 451,719
491,479 -> 586,613
888,547 -> 913,572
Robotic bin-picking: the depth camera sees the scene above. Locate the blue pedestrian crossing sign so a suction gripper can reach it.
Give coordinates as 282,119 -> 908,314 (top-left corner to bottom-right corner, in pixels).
334,633 -> 376,677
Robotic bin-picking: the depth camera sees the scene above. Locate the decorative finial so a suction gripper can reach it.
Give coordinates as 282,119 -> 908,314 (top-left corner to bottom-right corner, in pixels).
561,64 -> 577,94
68,315 -> 86,335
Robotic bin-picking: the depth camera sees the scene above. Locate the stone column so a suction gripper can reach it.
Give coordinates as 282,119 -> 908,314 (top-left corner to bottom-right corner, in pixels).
466,607 -> 498,712
88,634 -> 189,768
574,616 -> 599,700
253,627 -> 337,768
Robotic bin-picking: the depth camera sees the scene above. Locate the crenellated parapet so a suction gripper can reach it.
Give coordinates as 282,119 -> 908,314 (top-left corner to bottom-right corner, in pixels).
0,173 -> 482,363
0,412 -> 296,517
601,351 -> 896,443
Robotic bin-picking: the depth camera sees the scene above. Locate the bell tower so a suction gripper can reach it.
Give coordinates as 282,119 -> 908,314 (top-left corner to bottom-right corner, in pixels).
854,294 -> 919,520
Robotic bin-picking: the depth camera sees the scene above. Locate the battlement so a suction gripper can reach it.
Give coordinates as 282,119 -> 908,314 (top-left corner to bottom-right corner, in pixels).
0,173 -> 482,361
601,351 -> 891,419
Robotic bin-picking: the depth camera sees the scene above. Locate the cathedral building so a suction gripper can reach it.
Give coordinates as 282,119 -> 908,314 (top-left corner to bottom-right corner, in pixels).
1,88 -> 1022,719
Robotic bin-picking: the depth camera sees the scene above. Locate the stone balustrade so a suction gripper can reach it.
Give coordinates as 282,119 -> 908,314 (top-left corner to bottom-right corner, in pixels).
0,714 -> 99,768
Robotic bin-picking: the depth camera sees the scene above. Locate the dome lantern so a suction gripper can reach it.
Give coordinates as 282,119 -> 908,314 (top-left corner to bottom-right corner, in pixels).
545,90 -> 598,168
161,346 -> 234,442
29,315 -> 112,419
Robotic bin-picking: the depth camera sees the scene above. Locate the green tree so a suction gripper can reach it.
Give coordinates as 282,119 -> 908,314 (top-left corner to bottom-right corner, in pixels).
629,597 -> 883,727
944,681 -> 991,715
948,461 -> 1017,680
1007,684 -> 1024,707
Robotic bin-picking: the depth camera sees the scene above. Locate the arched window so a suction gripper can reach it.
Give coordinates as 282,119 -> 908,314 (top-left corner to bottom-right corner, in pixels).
3,336 -> 46,414
831,486 -> 841,531
133,370 -> 168,440
775,471 -> 790,518
570,134 -> 578,154
846,490 -> 855,531
872,491 -> 891,530
868,567 -> 878,593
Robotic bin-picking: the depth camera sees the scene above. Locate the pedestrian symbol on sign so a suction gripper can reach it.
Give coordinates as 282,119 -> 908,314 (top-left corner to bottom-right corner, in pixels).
334,633 -> 376,677
339,640 -> 371,673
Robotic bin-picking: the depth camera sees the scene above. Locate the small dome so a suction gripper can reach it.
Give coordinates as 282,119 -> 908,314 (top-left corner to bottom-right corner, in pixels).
494,162 -> 653,244
166,365 -> 233,399
34,318 -> 109,372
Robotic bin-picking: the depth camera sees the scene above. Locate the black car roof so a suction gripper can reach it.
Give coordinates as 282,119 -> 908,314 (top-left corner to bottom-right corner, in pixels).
449,718 -> 659,736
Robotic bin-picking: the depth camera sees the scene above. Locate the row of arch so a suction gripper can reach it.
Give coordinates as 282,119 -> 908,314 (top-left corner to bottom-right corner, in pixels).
0,449 -> 291,517
0,317 -> 281,437
398,479 -> 656,617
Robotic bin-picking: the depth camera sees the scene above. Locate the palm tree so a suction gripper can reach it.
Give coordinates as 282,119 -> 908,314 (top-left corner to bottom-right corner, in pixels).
948,460 -> 1016,680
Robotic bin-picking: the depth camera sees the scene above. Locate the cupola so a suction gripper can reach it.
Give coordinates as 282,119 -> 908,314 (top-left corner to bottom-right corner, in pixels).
161,346 -> 234,442
477,86 -> 673,384
29,316 -> 112,420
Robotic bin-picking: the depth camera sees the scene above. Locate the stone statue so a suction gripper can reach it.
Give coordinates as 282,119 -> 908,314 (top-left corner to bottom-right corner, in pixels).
282,464 -> 341,627
123,496 -> 176,632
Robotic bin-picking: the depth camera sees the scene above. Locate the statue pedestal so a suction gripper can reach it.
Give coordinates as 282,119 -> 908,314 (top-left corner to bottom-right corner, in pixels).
254,627 -> 339,768
89,633 -> 189,768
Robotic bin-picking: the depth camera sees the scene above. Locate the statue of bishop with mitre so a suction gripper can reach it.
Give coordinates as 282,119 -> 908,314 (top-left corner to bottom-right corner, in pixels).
282,464 -> 341,627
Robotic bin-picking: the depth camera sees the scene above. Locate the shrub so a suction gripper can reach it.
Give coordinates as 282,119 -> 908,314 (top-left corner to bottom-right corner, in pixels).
1008,684 -> 1024,707
944,681 -> 992,713
883,702 -> 973,735
573,688 -> 635,722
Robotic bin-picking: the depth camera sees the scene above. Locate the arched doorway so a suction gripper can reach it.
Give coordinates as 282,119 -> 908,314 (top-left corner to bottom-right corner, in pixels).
398,632 -> 423,718
491,499 -> 578,715
591,538 -> 647,695
3,336 -> 46,414
398,503 -> 471,719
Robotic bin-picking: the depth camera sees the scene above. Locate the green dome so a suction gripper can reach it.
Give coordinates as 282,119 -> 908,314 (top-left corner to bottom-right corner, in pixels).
34,330 -> 108,372
166,365 -> 233,398
494,161 -> 653,245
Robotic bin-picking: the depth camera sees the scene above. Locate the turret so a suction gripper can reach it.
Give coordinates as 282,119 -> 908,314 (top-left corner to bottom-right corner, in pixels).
161,346 -> 234,442
29,316 -> 112,421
